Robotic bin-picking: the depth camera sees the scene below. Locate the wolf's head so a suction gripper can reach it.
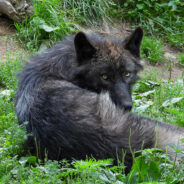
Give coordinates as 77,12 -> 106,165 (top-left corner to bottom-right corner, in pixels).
72,28 -> 143,111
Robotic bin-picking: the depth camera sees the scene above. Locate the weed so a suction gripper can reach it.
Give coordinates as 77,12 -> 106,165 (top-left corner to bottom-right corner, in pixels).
177,53 -> 184,67
141,36 -> 165,64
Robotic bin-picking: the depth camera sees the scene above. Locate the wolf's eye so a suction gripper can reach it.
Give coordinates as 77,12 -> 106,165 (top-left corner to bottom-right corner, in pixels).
124,72 -> 130,77
101,74 -> 108,80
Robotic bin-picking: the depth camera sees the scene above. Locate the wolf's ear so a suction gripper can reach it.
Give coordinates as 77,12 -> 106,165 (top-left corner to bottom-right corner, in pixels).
74,32 -> 96,64
124,27 -> 143,58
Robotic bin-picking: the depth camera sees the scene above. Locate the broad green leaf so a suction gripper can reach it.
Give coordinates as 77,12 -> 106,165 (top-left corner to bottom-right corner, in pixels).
19,157 -> 29,166
136,101 -> 153,111
140,90 -> 155,97
136,4 -> 144,10
19,156 -> 37,166
39,24 -> 59,32
162,97 -> 184,107
127,157 -> 148,183
147,161 -> 161,181
27,156 -> 37,164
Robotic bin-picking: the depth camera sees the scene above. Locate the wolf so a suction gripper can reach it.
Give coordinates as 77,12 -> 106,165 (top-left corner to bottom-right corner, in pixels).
15,27 -> 184,173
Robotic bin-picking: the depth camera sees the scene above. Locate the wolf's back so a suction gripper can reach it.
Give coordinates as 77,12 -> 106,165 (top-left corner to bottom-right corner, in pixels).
15,35 -> 77,123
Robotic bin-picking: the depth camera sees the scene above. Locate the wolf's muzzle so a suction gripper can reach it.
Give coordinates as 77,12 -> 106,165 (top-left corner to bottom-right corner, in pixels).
110,82 -> 133,111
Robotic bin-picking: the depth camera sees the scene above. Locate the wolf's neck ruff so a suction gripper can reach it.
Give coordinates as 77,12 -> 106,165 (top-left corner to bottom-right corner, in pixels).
15,28 -> 184,173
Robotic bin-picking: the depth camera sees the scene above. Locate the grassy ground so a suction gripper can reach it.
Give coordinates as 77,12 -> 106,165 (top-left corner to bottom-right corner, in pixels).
0,0 -> 184,183
15,0 -> 184,52
0,52 -> 183,183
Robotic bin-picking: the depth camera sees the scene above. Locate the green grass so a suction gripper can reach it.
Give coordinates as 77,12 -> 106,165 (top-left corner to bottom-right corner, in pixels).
121,0 -> 184,48
14,0 -> 120,52
141,36 -> 165,64
0,53 -> 184,183
61,0 -> 121,25
133,70 -> 184,127
14,0 -> 184,52
0,58 -> 24,90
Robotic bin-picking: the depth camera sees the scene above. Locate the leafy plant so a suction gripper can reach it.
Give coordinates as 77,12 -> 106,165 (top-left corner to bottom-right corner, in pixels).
15,0 -> 79,51
127,148 -> 184,184
141,36 -> 165,64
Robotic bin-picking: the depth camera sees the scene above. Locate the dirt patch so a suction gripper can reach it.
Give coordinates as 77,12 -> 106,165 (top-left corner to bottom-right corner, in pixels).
141,60 -> 183,81
0,17 -> 26,61
140,49 -> 183,80
0,17 -> 16,35
0,17 -> 183,80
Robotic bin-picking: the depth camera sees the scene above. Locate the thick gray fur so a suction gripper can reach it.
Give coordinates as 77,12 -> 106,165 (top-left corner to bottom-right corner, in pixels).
15,28 -> 184,173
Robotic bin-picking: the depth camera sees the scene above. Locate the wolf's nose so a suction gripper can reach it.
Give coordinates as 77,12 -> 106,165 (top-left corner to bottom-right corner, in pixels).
123,102 -> 132,111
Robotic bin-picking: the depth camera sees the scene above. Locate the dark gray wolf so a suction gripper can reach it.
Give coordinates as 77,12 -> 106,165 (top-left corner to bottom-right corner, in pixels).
15,28 -> 184,173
